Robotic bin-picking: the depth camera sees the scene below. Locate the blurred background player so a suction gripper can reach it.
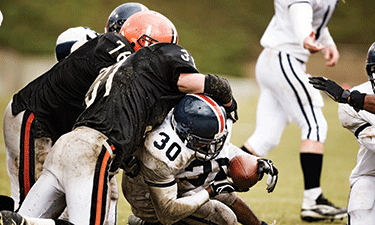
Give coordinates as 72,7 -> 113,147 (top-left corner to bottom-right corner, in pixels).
8,11 -> 237,225
3,2 -> 147,218
55,26 -> 99,62
55,2 -> 149,62
309,42 -> 375,224
122,94 -> 278,225
239,0 -> 346,222
0,10 -> 3,26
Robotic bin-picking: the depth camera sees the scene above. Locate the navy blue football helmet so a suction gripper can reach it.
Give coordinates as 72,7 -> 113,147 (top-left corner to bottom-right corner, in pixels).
105,2 -> 149,33
366,42 -> 375,94
172,94 -> 228,161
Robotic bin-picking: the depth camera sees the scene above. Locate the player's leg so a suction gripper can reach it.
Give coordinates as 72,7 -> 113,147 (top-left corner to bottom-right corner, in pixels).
243,87 -> 289,156
105,176 -> 119,225
61,127 -> 115,225
18,169 -> 66,218
4,100 -> 54,211
241,49 -> 289,156
347,176 -> 375,224
4,100 -> 22,209
275,52 -> 346,221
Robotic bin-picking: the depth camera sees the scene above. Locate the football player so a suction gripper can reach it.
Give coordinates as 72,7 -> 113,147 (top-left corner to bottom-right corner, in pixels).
55,26 -> 99,62
3,2 -> 148,211
0,10 -> 3,26
240,0 -> 346,221
309,42 -> 375,223
55,3 -> 149,62
123,94 -> 278,225
4,10 -> 237,225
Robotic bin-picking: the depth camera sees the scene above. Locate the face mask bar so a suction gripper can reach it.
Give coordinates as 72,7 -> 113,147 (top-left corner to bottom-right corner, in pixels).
366,64 -> 375,94
137,34 -> 159,48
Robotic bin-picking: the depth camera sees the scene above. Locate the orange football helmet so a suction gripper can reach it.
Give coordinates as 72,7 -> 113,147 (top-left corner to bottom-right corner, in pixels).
120,11 -> 178,52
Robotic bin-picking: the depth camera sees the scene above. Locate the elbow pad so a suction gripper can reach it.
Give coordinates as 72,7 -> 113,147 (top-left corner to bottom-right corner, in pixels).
204,74 -> 232,105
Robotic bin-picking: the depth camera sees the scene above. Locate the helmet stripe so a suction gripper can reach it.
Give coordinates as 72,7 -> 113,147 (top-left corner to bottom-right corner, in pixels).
144,25 -> 152,47
169,22 -> 178,44
194,94 -> 225,133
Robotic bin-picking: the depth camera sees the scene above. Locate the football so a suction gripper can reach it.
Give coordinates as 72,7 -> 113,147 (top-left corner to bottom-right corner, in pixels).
228,154 -> 259,189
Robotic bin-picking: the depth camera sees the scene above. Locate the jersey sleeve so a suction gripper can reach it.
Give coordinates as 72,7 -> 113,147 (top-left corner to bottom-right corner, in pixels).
357,126 -> 375,153
153,43 -> 199,92
288,1 -> 313,47
148,183 -> 210,225
93,33 -> 134,73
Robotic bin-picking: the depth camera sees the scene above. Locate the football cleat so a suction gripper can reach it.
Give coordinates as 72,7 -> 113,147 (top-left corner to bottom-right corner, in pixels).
300,194 -> 347,222
0,211 -> 26,225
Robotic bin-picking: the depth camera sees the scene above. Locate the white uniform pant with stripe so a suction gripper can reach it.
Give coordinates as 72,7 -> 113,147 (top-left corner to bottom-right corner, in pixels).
247,48 -> 327,156
18,126 -> 116,225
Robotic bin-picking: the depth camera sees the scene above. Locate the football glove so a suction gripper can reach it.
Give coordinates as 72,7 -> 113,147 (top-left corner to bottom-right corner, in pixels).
257,158 -> 278,193
224,97 -> 239,123
209,179 -> 248,197
308,76 -> 350,103
309,76 -> 366,110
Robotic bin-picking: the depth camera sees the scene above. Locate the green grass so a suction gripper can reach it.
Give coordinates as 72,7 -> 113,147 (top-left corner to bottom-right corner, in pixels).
0,87 -> 357,224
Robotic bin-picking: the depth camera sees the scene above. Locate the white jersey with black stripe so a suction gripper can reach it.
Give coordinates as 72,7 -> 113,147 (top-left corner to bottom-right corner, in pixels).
338,81 -> 375,184
260,0 -> 338,62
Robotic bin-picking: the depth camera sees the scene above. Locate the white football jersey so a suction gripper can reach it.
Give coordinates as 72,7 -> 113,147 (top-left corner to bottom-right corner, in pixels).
338,81 -> 375,185
138,111 -> 246,193
260,0 -> 338,62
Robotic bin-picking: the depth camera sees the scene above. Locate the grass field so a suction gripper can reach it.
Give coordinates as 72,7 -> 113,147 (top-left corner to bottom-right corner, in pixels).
0,79 -> 358,224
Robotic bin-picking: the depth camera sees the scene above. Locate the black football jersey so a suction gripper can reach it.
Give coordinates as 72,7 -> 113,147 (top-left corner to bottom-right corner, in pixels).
75,43 -> 198,160
11,32 -> 134,141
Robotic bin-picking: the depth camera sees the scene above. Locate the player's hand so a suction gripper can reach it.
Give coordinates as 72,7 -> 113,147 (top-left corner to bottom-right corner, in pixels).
308,76 -> 350,103
303,31 -> 325,54
224,97 -> 238,123
123,156 -> 140,178
324,44 -> 339,67
209,179 -> 248,197
257,158 -> 278,193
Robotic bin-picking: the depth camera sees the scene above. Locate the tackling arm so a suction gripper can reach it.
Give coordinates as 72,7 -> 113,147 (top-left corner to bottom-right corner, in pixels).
178,73 -> 238,122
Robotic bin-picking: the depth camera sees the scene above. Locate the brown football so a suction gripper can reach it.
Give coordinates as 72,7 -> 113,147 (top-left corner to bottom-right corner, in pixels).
228,154 -> 259,189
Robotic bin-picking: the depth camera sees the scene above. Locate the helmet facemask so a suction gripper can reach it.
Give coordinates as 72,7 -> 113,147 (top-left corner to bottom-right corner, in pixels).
136,34 -> 159,49
366,63 -> 375,94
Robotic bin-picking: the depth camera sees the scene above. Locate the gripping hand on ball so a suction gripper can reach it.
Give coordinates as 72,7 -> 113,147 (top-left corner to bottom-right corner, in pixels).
208,179 -> 248,197
308,76 -> 350,103
257,158 -> 278,193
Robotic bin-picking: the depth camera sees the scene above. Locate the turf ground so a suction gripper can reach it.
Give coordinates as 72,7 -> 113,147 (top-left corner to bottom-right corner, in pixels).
0,79 -> 358,224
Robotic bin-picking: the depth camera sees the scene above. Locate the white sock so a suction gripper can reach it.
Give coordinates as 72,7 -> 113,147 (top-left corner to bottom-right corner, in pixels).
302,187 -> 322,208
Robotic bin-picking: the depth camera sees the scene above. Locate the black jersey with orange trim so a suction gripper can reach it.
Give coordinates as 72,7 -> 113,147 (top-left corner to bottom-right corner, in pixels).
75,42 -> 198,161
11,32 -> 134,142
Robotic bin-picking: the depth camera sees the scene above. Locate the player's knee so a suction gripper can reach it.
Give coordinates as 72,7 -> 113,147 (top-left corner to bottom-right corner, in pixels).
248,137 -> 279,157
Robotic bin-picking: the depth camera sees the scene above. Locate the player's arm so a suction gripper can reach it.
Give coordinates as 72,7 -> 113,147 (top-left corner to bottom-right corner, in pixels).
177,73 -> 238,122
147,182 -> 211,225
320,28 -> 339,67
309,76 -> 375,113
